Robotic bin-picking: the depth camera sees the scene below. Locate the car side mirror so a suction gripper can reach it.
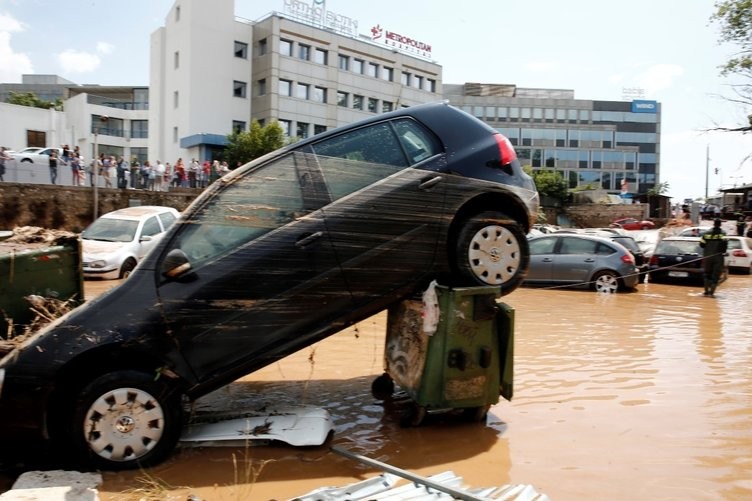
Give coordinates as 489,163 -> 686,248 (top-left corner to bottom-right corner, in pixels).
161,248 -> 194,280
140,235 -> 153,243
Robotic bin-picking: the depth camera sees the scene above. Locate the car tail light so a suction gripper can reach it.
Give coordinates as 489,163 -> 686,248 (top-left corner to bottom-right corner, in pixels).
621,253 -> 635,265
732,249 -> 747,257
493,133 -> 517,165
649,255 -> 658,265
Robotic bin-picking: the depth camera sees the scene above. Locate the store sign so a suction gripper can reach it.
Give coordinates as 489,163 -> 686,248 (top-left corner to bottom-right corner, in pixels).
282,0 -> 358,38
370,24 -> 432,59
631,100 -> 657,113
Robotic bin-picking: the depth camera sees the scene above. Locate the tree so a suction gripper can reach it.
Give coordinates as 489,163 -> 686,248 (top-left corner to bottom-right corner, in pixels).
224,120 -> 285,168
647,181 -> 670,197
7,91 -> 63,111
710,0 -> 752,131
530,169 -> 569,204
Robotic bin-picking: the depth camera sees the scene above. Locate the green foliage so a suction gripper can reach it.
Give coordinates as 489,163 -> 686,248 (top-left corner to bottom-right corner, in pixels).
224,120 -> 285,168
530,169 -> 570,204
7,91 -> 63,110
711,0 -> 752,77
647,181 -> 670,196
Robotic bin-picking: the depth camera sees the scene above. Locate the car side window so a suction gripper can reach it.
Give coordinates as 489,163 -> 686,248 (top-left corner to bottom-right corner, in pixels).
595,242 -> 616,255
141,216 -> 162,238
168,152 -> 305,263
559,237 -> 597,255
159,212 -> 177,230
312,122 -> 408,201
392,118 -> 442,164
529,237 -> 556,254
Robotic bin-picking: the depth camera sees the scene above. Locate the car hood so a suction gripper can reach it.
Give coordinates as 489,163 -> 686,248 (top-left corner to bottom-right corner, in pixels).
81,239 -> 134,256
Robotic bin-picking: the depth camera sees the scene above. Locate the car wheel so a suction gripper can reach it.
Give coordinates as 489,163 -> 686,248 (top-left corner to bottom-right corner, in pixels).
68,370 -> 183,470
20,158 -> 32,163
454,211 -> 529,295
119,258 -> 137,279
592,270 -> 619,293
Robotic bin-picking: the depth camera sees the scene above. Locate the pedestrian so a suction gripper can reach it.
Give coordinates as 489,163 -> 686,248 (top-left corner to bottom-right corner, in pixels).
101,154 -> 112,188
70,153 -> 81,186
49,149 -> 59,184
736,215 -> 745,236
0,147 -> 11,182
699,218 -> 728,297
116,156 -> 128,189
188,158 -> 199,188
154,160 -> 166,191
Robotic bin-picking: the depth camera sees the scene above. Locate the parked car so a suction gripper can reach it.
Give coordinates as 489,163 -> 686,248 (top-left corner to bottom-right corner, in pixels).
0,102 -> 539,469
677,226 -> 710,237
725,236 -> 752,274
578,229 -> 649,280
648,236 -> 728,284
630,229 -> 661,259
524,233 -> 639,293
8,147 -> 44,156
10,147 -> 63,165
610,217 -> 655,230
81,206 -> 180,279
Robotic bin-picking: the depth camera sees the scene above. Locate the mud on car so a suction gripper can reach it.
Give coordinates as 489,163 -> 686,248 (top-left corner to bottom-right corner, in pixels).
0,102 -> 538,469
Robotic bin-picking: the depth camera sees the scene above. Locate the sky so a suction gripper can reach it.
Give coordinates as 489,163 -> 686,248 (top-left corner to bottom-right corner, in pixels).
1,0 -> 751,202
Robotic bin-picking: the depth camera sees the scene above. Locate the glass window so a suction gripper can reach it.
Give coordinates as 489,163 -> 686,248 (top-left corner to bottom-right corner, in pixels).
232,120 -> 246,132
567,109 -> 578,121
353,95 -> 364,110
279,79 -> 292,96
367,62 -> 378,77
314,48 -> 328,65
509,107 -> 519,119
556,109 -> 567,121
401,72 -> 410,86
544,108 -> 555,121
257,78 -> 266,96
131,120 -> 148,139
472,106 -> 483,118
234,41 -> 248,59
352,58 -> 364,73
485,106 -> 496,119
521,108 -> 531,120
579,109 -> 589,121
382,101 -> 393,113
279,39 -> 293,56
279,119 -> 291,136
173,126 -> 178,143
233,80 -> 247,98
381,66 -> 393,81
174,51 -> 179,69
338,54 -> 349,70
413,75 -> 423,89
167,152 -> 305,264
532,108 -> 543,120
426,78 -> 436,92
297,122 -> 309,138
497,107 -> 508,119
296,83 -> 309,99
258,38 -> 267,56
173,91 -> 179,108
314,124 -> 327,135
337,91 -> 348,107
298,43 -> 310,60
368,98 -> 378,113
313,86 -> 326,103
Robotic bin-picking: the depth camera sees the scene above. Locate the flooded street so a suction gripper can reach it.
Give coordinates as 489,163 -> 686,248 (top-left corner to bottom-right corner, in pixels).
83,275 -> 752,500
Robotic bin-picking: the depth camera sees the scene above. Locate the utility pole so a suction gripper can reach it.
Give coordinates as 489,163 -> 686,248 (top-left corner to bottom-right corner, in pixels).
704,144 -> 710,200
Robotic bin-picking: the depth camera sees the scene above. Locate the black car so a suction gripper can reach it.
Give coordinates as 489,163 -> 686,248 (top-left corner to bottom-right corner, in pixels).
648,236 -> 728,284
0,102 -> 538,469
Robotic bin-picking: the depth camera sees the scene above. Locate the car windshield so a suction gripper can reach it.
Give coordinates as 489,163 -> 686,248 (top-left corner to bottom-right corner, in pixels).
611,236 -> 639,252
82,218 -> 139,242
656,240 -> 701,255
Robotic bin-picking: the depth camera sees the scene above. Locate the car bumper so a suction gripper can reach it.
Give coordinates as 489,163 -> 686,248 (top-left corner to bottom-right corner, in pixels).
0,367 -> 52,443
82,267 -> 120,280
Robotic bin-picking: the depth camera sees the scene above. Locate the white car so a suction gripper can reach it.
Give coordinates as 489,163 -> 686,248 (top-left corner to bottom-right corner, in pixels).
725,236 -> 752,274
11,147 -> 63,164
81,206 -> 180,279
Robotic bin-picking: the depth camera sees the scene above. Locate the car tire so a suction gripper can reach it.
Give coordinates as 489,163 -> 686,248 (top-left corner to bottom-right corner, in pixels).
20,158 -> 32,163
67,370 -> 183,470
592,270 -> 620,293
454,211 -> 529,295
119,258 -> 137,279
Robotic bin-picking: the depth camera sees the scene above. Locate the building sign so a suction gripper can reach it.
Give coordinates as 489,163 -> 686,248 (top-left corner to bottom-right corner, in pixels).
631,99 -> 657,113
370,24 -> 432,59
282,0 -> 358,38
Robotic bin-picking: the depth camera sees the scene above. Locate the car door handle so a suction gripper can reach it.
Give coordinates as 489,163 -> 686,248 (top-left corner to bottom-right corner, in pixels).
542,258 -> 553,262
584,258 -> 595,262
418,176 -> 443,190
295,231 -> 324,249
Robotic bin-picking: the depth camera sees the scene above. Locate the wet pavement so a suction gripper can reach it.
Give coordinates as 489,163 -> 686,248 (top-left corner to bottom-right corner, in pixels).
2,273 -> 750,500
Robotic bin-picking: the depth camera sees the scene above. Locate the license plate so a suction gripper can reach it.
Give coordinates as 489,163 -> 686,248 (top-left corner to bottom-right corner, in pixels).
668,271 -> 688,278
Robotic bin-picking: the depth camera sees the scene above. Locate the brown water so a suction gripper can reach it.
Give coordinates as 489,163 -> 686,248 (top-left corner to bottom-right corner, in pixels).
7,277 -> 752,500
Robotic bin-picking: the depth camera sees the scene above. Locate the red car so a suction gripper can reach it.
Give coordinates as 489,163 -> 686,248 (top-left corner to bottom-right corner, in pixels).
610,218 -> 655,230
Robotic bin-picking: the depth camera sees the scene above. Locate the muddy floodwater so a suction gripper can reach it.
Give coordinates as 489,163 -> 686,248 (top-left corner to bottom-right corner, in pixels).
5,276 -> 752,500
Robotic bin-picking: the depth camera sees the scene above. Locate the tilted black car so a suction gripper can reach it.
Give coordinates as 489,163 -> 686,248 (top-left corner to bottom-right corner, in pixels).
0,102 -> 538,469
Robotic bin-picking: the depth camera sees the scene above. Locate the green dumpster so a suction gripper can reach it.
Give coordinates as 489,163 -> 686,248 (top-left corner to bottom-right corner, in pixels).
374,284 -> 514,425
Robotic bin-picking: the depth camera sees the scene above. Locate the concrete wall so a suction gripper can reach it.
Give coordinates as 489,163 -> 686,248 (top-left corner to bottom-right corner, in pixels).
0,183 -> 198,232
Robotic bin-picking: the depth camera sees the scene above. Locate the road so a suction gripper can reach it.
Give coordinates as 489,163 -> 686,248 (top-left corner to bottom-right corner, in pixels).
76,274 -> 752,501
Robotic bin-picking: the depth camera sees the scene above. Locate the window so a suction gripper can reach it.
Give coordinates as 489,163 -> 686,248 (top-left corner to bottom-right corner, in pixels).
280,39 -> 293,56
173,90 -> 179,108
382,101 -> 394,113
296,122 -> 309,138
142,217 -> 161,238
338,54 -> 349,70
233,80 -> 247,98
352,58 -> 364,74
381,66 -> 393,81
367,62 -> 378,77
401,72 -> 410,86
337,91 -> 348,107
426,78 -> 436,92
279,79 -> 292,96
173,126 -> 178,143
296,83 -> 309,99
368,98 -> 378,113
314,48 -> 327,65
279,119 -> 291,136
313,86 -> 326,103
298,43 -> 310,61
353,95 -> 364,110
131,120 -> 148,139
175,5 -> 180,21
257,78 -> 266,96
232,120 -> 246,132
174,51 -> 179,69
413,75 -> 423,89
258,38 -> 267,56
234,41 -> 248,59
314,124 -> 326,135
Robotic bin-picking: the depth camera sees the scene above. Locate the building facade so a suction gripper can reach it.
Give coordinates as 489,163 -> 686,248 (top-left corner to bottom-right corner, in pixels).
443,83 -> 661,195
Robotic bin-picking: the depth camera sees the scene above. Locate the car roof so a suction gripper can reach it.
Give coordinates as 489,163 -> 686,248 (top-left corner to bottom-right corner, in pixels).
660,236 -> 701,242
100,206 -> 178,220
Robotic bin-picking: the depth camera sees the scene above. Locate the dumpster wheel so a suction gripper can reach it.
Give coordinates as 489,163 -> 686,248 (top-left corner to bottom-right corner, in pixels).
400,403 -> 427,427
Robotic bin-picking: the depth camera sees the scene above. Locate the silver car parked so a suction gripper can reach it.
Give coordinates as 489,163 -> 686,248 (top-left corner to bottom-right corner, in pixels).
524,233 -> 640,292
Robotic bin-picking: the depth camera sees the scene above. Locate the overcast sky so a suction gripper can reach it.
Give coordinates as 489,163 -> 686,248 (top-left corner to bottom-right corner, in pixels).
1,0 -> 751,201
